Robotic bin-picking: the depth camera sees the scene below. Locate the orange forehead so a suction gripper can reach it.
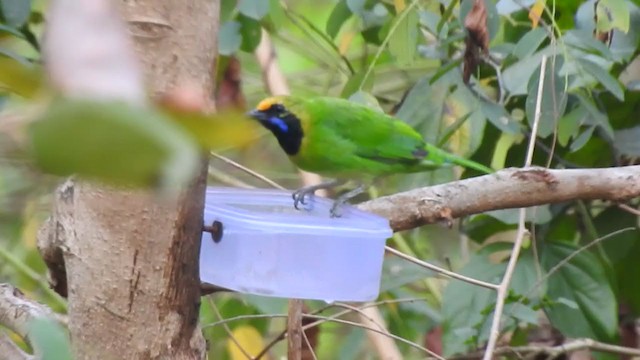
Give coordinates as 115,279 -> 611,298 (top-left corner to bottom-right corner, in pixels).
256,98 -> 278,111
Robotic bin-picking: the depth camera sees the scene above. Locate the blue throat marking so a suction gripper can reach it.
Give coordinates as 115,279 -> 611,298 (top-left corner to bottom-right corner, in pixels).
269,116 -> 289,132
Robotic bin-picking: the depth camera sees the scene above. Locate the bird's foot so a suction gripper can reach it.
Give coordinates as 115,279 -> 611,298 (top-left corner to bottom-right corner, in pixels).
292,188 -> 316,210
291,180 -> 343,212
329,184 -> 366,218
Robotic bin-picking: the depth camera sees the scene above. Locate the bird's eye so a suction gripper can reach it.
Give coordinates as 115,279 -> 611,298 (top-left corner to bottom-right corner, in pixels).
271,104 -> 285,113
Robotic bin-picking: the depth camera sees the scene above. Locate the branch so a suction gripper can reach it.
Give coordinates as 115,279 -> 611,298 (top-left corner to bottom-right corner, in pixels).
358,166 -> 640,232
0,283 -> 58,360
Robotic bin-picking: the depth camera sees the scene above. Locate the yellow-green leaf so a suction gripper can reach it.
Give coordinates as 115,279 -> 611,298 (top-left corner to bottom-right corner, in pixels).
30,99 -> 199,189
596,0 -> 629,33
388,8 -> 418,66
227,325 -> 265,360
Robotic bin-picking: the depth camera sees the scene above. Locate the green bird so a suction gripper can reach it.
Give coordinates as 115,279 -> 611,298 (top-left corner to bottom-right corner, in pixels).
248,95 -> 492,217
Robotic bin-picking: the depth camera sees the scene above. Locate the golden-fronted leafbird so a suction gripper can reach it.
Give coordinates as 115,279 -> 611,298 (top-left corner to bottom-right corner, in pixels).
248,95 -> 492,216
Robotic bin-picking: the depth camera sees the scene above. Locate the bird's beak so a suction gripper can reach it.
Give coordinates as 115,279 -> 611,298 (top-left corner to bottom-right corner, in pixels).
246,109 -> 267,122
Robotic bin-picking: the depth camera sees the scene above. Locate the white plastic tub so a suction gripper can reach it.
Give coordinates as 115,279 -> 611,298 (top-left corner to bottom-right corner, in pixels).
199,187 -> 392,302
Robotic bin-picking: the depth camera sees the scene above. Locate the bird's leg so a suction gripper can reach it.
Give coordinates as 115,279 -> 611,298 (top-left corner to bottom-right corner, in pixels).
292,179 -> 343,210
330,183 -> 366,218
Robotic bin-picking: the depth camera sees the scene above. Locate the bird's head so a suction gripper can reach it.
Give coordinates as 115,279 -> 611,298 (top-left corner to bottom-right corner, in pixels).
247,96 -> 304,155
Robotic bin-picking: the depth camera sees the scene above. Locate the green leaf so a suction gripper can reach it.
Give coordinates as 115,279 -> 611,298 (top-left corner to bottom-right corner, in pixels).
503,47 -> 556,95
513,27 -> 547,60
238,0 -> 269,20
595,208 -> 640,313
558,105 -> 587,146
218,21 -> 242,56
238,14 -> 262,52
542,242 -> 618,342
380,256 -> 435,292
388,7 -> 418,65
479,99 -> 522,134
28,317 -> 72,360
348,90 -> 383,112
0,56 -> 43,98
0,0 -> 31,28
569,126 -> 595,152
30,99 -> 199,190
596,0 -> 630,33
340,69 -> 374,98
578,58 -> 625,101
486,205 -> 552,225
442,252 -> 502,356
346,0 -> 365,16
326,0 -> 352,39
575,92 -> 613,138
525,57 -> 568,138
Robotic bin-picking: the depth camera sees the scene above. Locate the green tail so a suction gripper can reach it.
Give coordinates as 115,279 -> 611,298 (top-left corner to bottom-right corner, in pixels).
424,143 -> 493,174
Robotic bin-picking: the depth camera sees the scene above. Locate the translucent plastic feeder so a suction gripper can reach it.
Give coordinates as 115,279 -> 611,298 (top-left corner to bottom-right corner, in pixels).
199,187 -> 392,302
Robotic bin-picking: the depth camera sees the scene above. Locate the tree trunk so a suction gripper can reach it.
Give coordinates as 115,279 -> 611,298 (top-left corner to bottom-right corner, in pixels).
38,0 -> 219,359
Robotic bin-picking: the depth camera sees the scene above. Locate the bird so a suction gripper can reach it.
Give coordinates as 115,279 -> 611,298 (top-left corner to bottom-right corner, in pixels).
247,95 -> 492,217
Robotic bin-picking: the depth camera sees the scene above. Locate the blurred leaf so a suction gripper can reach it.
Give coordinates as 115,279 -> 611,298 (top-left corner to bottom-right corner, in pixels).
575,92 -> 613,138
346,0 -> 366,16
558,105 -> 587,146
525,57 -> 567,138
528,0 -> 545,27
238,0 -> 269,20
163,109 -> 259,151
569,126 -> 595,152
30,99 -> 199,190
327,0 -> 352,39
340,70 -> 374,98
388,7 -> 418,65
227,325 -> 265,359
595,208 -> 640,313
578,58 -> 624,101
479,99 -> 522,134
28,317 -> 72,360
613,126 -> 640,157
486,205 -> 552,225
442,255 -> 501,355
238,14 -> 262,52
563,30 -> 614,60
503,48 -> 555,95
0,23 -> 22,37
348,90 -> 383,111
380,256 -> 435,292
219,21 -> 242,56
0,56 -> 42,98
0,0 -> 31,28
542,242 -> 618,342
595,0 -> 629,33
513,27 -> 547,60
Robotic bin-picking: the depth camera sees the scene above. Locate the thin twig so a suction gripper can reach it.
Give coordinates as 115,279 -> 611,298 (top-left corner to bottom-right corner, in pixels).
301,314 -> 444,359
483,55 -> 548,360
208,298 -> 253,360
453,337 -> 640,359
210,152 -> 285,190
385,246 -> 499,290
618,203 -> 640,216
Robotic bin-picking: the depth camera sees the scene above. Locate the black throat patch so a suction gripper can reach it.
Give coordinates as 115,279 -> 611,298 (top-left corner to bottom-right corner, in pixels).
259,112 -> 304,155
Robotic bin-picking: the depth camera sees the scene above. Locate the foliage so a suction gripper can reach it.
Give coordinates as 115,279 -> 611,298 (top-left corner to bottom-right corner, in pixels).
1,0 -> 640,359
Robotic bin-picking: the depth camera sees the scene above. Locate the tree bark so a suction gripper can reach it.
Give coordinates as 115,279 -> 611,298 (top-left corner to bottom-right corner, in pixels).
38,0 -> 219,359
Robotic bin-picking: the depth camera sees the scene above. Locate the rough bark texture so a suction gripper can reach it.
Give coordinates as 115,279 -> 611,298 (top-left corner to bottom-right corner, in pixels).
359,166 -> 640,232
37,0 -> 219,359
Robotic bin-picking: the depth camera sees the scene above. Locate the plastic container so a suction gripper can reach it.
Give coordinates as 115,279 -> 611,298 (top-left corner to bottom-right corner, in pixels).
199,187 -> 392,302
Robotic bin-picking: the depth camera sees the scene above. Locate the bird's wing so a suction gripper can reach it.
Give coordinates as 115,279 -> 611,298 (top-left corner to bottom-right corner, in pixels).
308,98 -> 431,166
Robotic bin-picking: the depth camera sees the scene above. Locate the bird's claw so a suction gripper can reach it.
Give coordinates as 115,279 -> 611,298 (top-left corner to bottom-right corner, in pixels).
292,189 -> 315,210
329,202 -> 343,218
